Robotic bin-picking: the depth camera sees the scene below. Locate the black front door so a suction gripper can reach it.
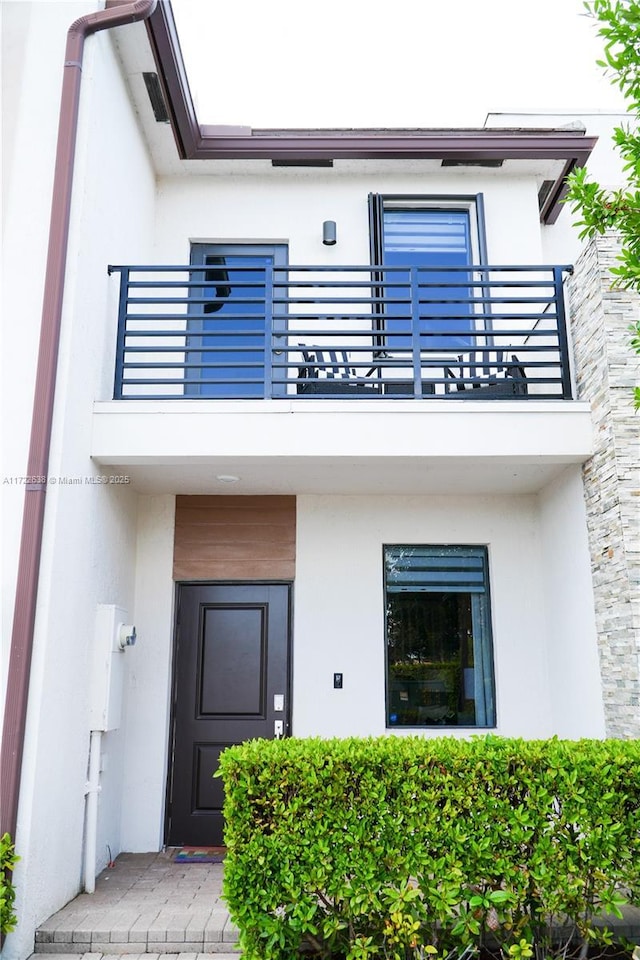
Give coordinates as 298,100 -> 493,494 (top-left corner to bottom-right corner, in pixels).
167,582 -> 291,846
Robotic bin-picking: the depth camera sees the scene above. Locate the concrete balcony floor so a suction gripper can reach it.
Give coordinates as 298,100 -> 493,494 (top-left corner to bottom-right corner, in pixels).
32,851 -> 238,957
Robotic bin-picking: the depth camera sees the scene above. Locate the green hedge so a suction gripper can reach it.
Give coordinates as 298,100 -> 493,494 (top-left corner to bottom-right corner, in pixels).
0,833 -> 19,936
219,737 -> 640,960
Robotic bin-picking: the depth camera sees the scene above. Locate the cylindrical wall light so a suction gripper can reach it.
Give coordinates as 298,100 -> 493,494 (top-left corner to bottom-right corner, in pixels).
322,220 -> 337,245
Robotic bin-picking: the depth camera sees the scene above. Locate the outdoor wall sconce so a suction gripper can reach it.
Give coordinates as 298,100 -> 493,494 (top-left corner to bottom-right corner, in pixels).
322,220 -> 337,245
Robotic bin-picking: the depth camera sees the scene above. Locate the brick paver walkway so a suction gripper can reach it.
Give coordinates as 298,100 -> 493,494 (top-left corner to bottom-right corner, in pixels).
32,955 -> 239,960
33,851 -> 238,956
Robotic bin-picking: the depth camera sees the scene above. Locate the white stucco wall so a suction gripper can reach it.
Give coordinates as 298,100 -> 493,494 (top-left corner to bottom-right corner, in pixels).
120,494 -> 176,851
153,168 -> 544,267
78,488 -> 601,860
292,494 -> 556,738
4,10 -> 158,958
1,1 -> 92,707
538,465 -> 606,737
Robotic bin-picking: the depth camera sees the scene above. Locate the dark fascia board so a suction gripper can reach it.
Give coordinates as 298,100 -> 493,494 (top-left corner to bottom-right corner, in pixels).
538,158 -> 579,225
146,2 -> 596,224
145,0 -> 199,157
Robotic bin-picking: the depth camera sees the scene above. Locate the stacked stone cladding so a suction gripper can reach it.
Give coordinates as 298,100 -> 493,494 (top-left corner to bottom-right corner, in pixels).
567,234 -> 640,738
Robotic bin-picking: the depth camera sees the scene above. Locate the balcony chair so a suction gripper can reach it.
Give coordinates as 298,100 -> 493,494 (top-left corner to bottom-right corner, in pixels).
296,347 -> 380,395
444,350 -> 528,397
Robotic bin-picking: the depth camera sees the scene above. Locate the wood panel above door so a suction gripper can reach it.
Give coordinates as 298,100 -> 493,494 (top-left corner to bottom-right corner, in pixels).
173,495 -> 296,580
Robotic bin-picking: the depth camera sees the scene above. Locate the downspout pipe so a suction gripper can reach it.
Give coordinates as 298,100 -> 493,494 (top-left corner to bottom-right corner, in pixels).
0,0 -> 157,844
83,730 -> 103,894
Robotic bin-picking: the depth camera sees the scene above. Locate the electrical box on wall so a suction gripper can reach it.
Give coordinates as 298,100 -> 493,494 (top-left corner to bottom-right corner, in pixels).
90,604 -> 132,731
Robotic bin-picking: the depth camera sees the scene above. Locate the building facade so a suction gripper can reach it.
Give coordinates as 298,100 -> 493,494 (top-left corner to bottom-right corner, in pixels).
2,3 -> 638,957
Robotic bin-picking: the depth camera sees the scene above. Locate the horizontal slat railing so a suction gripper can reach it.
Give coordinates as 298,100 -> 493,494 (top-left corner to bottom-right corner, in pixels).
108,264 -> 573,400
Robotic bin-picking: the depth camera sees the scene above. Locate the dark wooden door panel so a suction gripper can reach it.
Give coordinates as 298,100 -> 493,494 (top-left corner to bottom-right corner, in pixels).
199,605 -> 266,715
167,583 -> 290,846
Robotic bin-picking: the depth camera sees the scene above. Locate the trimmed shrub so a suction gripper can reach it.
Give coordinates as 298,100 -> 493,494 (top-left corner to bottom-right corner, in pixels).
219,737 -> 640,960
0,833 -> 19,936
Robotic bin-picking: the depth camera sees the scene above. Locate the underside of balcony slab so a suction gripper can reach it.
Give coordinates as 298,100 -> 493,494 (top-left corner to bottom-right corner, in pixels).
91,400 -> 593,495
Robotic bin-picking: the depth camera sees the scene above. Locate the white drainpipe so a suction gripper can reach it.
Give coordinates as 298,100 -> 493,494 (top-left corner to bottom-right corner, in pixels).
83,729 -> 102,894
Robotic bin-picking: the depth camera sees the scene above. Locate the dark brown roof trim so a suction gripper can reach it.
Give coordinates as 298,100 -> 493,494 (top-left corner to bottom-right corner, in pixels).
193,129 -> 596,164
146,2 -> 596,224
145,0 -> 198,157
539,158 -> 579,225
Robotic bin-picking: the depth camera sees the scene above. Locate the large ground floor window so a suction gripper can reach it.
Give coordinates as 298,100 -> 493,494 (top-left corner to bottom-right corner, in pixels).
384,545 -> 496,727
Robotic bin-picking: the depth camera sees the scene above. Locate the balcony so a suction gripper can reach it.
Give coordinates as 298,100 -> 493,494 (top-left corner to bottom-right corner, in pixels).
108,263 -> 573,402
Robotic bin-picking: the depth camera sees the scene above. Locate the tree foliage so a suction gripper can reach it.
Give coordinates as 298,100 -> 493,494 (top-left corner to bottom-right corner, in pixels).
564,0 -> 640,407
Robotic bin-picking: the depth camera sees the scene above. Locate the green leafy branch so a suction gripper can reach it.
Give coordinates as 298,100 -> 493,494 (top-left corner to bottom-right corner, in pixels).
564,0 -> 640,408
0,833 -> 19,936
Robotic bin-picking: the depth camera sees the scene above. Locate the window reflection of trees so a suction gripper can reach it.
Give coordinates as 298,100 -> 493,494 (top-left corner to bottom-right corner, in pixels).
387,593 -> 475,725
387,593 -> 472,666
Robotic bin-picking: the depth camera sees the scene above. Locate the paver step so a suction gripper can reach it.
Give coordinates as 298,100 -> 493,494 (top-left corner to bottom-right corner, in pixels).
34,910 -> 240,955
31,954 -> 240,960
33,946 -> 239,957
34,853 -> 237,956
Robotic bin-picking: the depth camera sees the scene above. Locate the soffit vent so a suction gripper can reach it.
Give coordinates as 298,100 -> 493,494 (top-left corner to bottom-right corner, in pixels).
441,159 -> 504,167
538,179 -> 555,211
271,159 -> 334,167
143,72 -> 170,123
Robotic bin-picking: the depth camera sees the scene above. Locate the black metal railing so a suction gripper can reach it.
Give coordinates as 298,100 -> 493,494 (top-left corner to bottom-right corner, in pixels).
108,263 -> 573,400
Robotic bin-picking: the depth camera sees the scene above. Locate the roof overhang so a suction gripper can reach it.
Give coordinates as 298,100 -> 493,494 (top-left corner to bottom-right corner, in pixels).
136,1 -> 596,224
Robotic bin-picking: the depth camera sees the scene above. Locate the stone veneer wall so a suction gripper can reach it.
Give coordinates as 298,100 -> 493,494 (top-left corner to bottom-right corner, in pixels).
567,234 -> 640,738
